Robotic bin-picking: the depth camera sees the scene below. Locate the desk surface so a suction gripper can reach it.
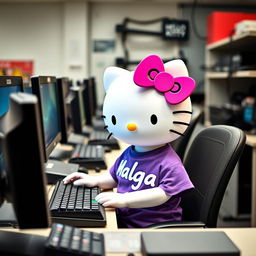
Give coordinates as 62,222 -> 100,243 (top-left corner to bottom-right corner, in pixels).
1,227 -> 256,255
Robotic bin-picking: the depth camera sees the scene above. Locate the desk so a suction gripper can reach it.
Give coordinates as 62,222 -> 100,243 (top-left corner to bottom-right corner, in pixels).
1,227 -> 256,255
1,142 -> 256,255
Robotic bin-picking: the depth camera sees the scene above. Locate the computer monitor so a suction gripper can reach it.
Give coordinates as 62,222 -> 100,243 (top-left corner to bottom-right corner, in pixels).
56,77 -> 73,144
31,76 -> 61,161
82,79 -> 94,125
0,76 -> 23,116
23,81 -> 32,94
90,77 -> 98,116
67,86 -> 86,134
0,76 -> 23,211
0,92 -> 50,229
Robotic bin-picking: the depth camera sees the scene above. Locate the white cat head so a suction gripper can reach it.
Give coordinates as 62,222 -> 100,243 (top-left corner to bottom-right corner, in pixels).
102,55 -> 196,146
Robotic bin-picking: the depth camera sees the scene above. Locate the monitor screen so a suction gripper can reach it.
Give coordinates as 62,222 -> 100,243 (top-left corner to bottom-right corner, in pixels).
40,82 -> 60,148
31,76 -> 61,160
0,85 -> 22,116
23,82 -> 32,94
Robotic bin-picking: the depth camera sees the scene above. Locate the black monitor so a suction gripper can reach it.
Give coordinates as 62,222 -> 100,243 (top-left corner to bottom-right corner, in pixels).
90,77 -> 98,116
67,86 -> 85,134
56,77 -> 73,144
82,79 -> 94,126
0,92 -> 50,229
31,76 -> 61,161
0,76 -> 23,221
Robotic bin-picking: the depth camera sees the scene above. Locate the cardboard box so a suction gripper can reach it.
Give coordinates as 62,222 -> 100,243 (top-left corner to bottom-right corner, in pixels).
207,12 -> 256,45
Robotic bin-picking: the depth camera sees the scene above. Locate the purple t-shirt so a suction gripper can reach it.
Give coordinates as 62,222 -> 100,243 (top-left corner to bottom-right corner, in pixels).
109,144 -> 194,228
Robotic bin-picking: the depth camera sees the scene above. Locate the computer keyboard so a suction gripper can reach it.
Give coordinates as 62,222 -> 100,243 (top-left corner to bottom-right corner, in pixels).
49,180 -> 106,227
45,223 -> 105,256
92,118 -> 105,131
88,130 -> 120,150
69,144 -> 107,169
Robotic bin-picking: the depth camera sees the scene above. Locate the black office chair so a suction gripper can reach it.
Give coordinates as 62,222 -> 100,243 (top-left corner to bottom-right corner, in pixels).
148,125 -> 246,228
170,109 -> 203,161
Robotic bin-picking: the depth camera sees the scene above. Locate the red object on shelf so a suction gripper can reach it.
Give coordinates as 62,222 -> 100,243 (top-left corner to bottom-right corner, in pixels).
206,12 -> 256,45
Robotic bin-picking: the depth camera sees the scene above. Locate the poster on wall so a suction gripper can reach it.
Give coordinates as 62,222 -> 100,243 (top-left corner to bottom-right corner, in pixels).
0,60 -> 33,83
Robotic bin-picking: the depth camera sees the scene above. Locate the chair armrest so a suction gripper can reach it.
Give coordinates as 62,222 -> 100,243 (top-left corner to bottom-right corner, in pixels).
146,221 -> 206,229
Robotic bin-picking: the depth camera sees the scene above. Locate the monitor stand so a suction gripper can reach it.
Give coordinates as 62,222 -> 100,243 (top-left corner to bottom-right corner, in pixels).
68,132 -> 87,145
0,202 -> 17,227
0,229 -> 46,256
45,159 -> 79,184
49,146 -> 73,160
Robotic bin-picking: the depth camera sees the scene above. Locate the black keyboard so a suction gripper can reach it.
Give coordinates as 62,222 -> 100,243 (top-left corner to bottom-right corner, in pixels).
92,119 -> 105,131
69,144 -> 107,169
49,180 -> 106,227
45,223 -> 105,256
88,130 -> 120,150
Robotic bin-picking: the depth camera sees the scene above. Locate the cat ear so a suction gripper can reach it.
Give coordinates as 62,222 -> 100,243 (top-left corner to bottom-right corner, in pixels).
103,67 -> 130,93
164,59 -> 189,77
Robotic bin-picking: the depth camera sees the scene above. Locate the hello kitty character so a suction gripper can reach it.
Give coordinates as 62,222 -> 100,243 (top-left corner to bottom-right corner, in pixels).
64,55 -> 196,228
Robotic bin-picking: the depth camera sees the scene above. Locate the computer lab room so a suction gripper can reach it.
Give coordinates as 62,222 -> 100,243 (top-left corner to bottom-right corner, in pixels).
0,0 -> 256,255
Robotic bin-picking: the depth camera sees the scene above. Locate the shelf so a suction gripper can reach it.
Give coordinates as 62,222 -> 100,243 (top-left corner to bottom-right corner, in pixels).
206,70 -> 256,79
245,134 -> 256,147
207,31 -> 256,51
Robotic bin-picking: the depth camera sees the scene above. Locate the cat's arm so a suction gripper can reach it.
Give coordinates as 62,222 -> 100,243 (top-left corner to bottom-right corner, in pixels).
95,188 -> 171,208
63,172 -> 117,190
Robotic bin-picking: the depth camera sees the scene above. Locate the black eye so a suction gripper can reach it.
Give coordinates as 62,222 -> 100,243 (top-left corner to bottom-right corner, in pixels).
111,115 -> 117,125
150,114 -> 158,125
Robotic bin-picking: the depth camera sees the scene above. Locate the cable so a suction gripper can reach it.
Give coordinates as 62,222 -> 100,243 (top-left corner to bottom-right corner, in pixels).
191,0 -> 207,41
125,17 -> 169,25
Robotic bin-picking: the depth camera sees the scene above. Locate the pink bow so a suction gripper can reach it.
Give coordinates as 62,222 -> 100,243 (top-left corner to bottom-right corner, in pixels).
133,55 -> 196,105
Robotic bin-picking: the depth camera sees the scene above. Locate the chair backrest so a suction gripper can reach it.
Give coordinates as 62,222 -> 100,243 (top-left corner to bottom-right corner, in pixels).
170,109 -> 203,161
181,125 -> 246,227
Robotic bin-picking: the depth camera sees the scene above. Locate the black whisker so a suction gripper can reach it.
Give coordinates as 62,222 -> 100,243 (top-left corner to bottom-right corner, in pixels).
104,125 -> 108,130
169,129 -> 184,136
107,133 -> 113,140
101,115 -> 106,118
173,121 -> 190,126
173,111 -> 192,115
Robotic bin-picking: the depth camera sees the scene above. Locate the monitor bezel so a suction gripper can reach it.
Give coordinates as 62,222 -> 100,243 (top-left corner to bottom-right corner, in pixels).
0,76 -> 23,90
31,76 -> 62,161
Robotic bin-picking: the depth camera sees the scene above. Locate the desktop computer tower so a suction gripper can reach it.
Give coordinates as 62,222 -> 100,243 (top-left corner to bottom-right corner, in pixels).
219,145 -> 251,220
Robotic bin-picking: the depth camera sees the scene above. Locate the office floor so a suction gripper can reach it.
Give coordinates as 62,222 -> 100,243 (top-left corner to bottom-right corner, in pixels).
217,216 -> 251,227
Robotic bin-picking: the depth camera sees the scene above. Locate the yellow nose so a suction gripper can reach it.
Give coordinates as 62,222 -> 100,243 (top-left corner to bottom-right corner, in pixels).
127,123 -> 137,131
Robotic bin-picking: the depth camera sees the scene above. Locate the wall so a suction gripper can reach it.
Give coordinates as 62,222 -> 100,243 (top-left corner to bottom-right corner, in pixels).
0,3 -> 63,76
0,2 -> 89,82
90,2 -> 179,102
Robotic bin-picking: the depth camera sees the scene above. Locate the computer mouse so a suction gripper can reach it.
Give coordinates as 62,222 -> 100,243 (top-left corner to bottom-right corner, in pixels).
104,146 -> 111,152
78,166 -> 88,174
94,167 -> 101,173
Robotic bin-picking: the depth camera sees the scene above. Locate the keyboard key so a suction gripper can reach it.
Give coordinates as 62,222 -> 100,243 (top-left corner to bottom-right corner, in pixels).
45,223 -> 105,256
